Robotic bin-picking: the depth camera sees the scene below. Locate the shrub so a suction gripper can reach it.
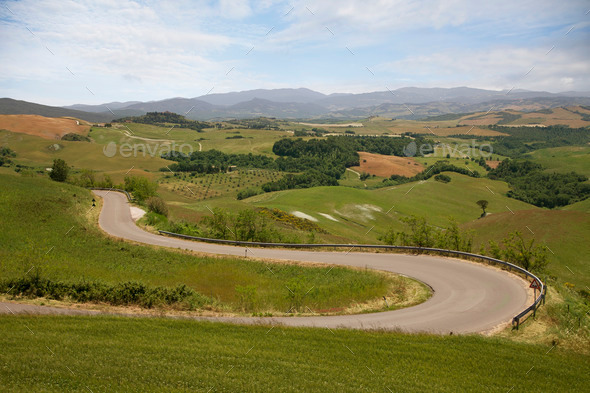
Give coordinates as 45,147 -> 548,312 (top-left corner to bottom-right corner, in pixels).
146,196 -> 168,217
124,175 -> 158,202
434,174 -> 451,183
237,187 -> 263,200
0,274 -> 213,310
61,133 -> 91,142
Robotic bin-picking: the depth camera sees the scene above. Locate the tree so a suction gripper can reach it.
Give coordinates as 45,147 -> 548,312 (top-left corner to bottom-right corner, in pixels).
476,199 -> 488,217
49,159 -> 69,182
124,176 -> 157,202
501,232 -> 548,272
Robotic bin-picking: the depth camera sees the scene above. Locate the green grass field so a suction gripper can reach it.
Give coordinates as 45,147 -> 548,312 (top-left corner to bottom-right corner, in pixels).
526,146 -> 590,177
463,209 -> 590,288
1,315 -> 587,392
0,174 -> 426,314
0,129 -> 171,174
245,173 -> 536,243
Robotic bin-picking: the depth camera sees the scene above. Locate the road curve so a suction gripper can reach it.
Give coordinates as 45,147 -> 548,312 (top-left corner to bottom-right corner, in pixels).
2,191 -> 530,334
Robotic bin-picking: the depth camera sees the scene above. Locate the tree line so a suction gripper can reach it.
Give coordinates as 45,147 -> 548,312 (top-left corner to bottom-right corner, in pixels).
114,112 -> 211,132
451,125 -> 590,158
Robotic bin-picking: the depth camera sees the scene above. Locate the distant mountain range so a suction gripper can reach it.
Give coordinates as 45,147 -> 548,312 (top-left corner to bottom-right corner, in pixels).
3,87 -> 590,122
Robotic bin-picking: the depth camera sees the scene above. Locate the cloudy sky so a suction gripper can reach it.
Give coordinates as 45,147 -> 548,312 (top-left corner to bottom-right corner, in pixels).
1,0 -> 589,106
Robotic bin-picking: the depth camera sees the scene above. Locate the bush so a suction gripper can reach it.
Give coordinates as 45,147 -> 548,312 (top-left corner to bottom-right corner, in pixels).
434,174 -> 451,183
237,188 -> 263,200
61,133 -> 91,142
0,274 -> 213,310
146,196 -> 168,217
0,146 -> 16,165
360,172 -> 372,181
124,175 -> 158,202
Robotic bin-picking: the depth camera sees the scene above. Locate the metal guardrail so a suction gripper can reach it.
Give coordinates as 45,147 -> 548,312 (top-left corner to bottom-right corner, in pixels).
90,187 -> 133,201
158,230 -> 545,329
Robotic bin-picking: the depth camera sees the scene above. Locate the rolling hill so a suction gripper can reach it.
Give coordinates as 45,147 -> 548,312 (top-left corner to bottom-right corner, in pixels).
0,98 -> 113,123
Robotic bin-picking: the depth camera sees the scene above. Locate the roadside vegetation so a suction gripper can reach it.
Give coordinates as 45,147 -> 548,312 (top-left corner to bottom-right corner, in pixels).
0,174 -> 426,315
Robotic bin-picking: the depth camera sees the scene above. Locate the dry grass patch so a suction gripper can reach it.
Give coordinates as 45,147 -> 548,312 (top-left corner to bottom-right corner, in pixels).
0,114 -> 90,139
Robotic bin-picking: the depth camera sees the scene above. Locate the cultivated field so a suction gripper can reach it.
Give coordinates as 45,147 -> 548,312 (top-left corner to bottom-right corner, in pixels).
0,114 -> 90,139
350,152 -> 424,177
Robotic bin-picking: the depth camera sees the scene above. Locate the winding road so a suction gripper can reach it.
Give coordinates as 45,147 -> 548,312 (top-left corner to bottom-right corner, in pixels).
2,191 -> 531,334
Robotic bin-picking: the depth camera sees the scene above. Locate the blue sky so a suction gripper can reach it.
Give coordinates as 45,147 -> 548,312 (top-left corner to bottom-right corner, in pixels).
1,0 -> 589,106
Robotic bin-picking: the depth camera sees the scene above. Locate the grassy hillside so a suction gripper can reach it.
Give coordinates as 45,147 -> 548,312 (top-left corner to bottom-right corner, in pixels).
0,129 -> 171,173
527,146 -> 590,177
463,209 -> 590,288
563,197 -> 590,213
245,173 -> 536,243
0,174 -> 425,314
1,315 -> 587,392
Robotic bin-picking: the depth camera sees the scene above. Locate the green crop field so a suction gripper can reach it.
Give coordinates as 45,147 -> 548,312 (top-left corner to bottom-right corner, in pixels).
0,174 -> 426,314
1,315 -> 587,392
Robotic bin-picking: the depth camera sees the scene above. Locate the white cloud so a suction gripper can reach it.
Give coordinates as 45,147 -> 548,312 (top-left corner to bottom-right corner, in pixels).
0,0 -> 588,104
375,42 -> 590,91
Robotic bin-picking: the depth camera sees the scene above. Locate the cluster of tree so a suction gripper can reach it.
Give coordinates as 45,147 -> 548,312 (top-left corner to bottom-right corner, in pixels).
453,125 -> 590,158
225,117 -> 281,130
265,135 -> 433,191
261,169 -> 338,192
379,216 -> 474,252
61,133 -> 91,142
163,150 -> 275,173
201,208 -> 286,242
488,160 -> 590,208
0,146 -> 16,166
124,175 -> 158,202
273,135 -> 432,161
379,216 -> 549,273
114,112 -> 211,132
434,174 -> 451,183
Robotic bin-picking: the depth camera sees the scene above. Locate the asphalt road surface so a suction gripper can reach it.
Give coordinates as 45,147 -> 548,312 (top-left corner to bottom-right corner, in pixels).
0,191 -> 531,334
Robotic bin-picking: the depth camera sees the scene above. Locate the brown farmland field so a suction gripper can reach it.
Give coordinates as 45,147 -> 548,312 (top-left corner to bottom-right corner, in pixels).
0,114 -> 90,140
351,152 -> 424,177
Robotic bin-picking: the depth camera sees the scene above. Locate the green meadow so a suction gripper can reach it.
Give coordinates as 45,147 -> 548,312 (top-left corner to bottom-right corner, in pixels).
0,315 -> 587,392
